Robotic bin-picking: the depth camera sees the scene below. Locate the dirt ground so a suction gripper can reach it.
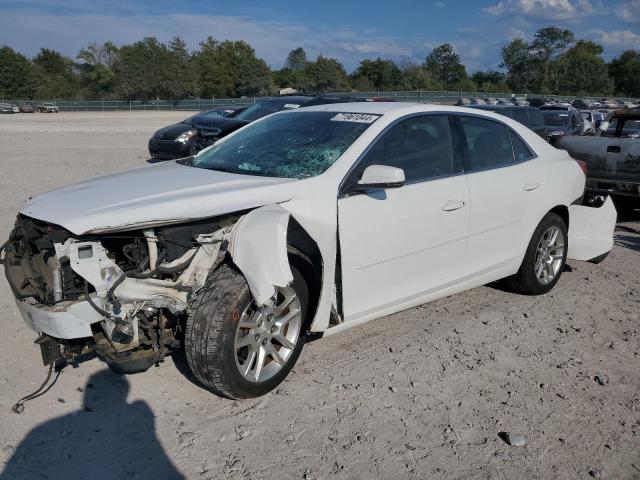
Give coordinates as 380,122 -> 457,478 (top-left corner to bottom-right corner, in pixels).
0,112 -> 638,480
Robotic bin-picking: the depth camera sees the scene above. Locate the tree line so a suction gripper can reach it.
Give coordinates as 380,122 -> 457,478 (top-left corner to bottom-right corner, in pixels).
0,26 -> 638,101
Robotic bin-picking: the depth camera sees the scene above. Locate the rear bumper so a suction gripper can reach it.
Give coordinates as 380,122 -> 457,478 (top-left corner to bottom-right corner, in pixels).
148,137 -> 192,160
568,196 -> 617,262
15,298 -> 103,340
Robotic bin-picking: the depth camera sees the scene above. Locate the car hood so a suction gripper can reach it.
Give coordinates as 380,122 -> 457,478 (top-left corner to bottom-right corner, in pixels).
153,122 -> 192,140
21,161 -> 300,235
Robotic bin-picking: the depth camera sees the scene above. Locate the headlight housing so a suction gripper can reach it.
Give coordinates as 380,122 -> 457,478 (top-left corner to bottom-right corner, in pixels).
175,129 -> 197,144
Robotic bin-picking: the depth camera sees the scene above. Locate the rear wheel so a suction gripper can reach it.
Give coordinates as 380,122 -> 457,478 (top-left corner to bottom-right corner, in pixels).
185,263 -> 308,399
506,213 -> 568,295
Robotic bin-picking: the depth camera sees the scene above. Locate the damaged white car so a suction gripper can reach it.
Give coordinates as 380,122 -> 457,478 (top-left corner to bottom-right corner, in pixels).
1,103 -> 617,399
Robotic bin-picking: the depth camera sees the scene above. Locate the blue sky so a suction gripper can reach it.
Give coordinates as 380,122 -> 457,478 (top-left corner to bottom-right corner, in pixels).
1,0 -> 639,72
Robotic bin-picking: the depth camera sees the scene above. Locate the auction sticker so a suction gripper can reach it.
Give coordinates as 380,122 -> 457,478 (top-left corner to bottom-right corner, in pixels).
330,113 -> 380,123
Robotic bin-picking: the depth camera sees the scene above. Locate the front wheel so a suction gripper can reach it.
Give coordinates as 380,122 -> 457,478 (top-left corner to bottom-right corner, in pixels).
506,213 -> 568,295
185,263 -> 308,399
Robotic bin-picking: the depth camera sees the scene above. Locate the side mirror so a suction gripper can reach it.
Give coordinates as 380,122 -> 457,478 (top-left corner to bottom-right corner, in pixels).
355,165 -> 405,190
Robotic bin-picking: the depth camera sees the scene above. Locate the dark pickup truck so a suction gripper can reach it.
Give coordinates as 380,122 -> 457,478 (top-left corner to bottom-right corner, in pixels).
552,108 -> 640,211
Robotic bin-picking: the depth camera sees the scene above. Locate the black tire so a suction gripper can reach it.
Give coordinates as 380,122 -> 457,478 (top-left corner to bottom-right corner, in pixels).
185,262 -> 308,399
506,213 -> 568,295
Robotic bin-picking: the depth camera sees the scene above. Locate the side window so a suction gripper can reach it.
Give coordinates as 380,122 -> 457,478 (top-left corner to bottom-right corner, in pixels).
509,130 -> 535,162
459,116 -> 514,170
354,114 -> 454,182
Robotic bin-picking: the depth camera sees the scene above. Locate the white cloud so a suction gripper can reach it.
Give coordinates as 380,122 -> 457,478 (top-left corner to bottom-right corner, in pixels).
0,9 -> 417,70
587,28 -> 640,48
484,0 -> 597,20
615,0 -> 640,22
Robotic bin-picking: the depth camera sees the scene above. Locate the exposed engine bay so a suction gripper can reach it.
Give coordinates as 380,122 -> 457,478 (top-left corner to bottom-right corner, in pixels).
3,214 -> 242,372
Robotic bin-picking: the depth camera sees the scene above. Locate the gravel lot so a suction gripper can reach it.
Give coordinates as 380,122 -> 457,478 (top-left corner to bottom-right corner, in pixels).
0,112 -> 639,480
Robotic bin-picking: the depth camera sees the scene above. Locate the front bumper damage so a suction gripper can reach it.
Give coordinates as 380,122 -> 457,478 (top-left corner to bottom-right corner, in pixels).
2,216 -> 234,369
2,205 -> 296,371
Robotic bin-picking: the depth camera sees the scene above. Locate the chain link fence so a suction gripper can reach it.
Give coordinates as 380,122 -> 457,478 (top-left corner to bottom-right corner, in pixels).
2,90 -> 637,112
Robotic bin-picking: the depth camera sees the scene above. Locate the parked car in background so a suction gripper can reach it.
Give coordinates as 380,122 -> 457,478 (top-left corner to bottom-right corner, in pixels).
600,98 -> 620,110
38,103 -> 59,113
0,103 -> 15,114
552,108 -> 640,211
1,102 -> 616,399
455,98 -> 472,106
572,99 -> 588,110
468,105 -> 548,140
19,104 -> 35,113
11,104 -> 19,113
149,96 -> 315,160
580,110 -> 607,134
484,97 -> 499,105
540,106 -> 584,137
510,97 -> 529,106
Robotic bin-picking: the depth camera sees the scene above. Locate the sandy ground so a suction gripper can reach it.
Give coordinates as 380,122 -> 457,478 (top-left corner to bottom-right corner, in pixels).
0,112 -> 638,480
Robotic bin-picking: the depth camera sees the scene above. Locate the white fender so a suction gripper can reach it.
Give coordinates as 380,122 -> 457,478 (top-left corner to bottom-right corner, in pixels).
568,196 -> 617,261
229,205 -> 293,306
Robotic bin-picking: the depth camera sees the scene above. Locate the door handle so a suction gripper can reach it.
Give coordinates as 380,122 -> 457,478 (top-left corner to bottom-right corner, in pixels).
441,200 -> 465,211
523,182 -> 540,191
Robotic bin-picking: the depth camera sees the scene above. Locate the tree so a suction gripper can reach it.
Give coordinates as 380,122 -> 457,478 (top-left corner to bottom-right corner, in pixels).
305,55 -> 349,93
398,62 -> 442,91
351,58 -> 402,90
285,47 -> 307,71
556,41 -> 613,95
471,70 -> 509,93
501,38 -> 535,92
194,38 -> 272,97
529,27 -> 574,92
424,43 -> 467,87
0,46 -> 37,99
608,50 -> 640,97
77,41 -> 119,71
32,48 -> 78,99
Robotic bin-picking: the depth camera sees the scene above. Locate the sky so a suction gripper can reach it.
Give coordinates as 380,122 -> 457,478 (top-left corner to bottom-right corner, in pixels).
1,0 -> 639,72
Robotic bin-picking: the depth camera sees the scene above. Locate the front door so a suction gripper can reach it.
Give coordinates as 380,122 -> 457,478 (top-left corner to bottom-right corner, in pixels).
337,114 -> 469,321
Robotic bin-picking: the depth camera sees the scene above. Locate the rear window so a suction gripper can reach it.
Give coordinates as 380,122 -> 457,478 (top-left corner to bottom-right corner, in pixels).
527,109 -> 545,126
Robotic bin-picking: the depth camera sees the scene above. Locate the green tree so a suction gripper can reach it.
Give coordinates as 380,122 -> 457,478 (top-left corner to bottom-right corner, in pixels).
529,27 -> 574,92
471,70 -> 509,93
556,41 -> 613,95
305,55 -> 349,93
398,63 -> 442,91
0,46 -> 37,99
77,41 -> 119,71
424,43 -> 467,87
32,48 -> 78,99
272,67 -> 313,92
608,50 -> 640,97
284,47 -> 307,71
351,57 -> 402,90
194,38 -> 272,97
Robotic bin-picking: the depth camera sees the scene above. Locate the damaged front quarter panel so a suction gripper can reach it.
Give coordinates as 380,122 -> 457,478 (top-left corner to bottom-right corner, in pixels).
228,205 -> 294,306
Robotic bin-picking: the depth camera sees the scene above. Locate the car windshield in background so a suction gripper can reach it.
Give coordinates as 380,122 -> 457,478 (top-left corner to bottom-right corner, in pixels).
232,100 -> 304,122
542,111 -> 570,126
187,111 -> 378,179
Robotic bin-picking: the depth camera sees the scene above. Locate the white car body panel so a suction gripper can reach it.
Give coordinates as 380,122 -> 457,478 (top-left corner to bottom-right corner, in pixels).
21,161 -> 299,235
338,175 -> 469,321
229,205 -> 294,306
567,196 -> 616,261
5,102 -> 617,342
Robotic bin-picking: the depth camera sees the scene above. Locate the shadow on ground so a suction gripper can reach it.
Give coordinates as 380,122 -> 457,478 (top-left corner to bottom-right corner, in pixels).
615,234 -> 640,253
1,370 -> 184,480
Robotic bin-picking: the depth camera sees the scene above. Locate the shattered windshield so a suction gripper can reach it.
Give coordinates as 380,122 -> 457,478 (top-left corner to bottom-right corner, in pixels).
187,111 -> 378,178
542,111 -> 571,127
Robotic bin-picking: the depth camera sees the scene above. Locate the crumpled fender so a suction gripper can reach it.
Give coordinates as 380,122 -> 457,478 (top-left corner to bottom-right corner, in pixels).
568,196 -> 616,261
229,205 -> 293,306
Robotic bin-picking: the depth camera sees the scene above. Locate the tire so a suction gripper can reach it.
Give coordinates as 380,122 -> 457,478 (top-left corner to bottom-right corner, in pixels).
185,262 -> 308,399
506,213 -> 568,295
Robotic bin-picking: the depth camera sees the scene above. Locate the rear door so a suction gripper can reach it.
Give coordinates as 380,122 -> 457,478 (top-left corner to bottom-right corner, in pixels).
455,114 -> 540,276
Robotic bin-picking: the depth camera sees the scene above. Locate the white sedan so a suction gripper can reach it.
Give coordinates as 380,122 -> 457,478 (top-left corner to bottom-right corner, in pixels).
2,103 -> 616,399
